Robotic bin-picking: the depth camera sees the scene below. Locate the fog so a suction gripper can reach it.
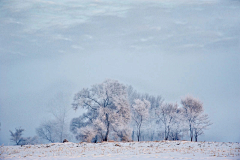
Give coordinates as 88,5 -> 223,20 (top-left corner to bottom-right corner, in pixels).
0,0 -> 240,145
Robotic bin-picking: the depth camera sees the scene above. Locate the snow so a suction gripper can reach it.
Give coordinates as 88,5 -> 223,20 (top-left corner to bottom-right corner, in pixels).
1,141 -> 239,159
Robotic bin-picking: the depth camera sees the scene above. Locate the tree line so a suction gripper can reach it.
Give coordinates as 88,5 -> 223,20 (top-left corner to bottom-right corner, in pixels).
10,79 -> 212,145
70,79 -> 212,143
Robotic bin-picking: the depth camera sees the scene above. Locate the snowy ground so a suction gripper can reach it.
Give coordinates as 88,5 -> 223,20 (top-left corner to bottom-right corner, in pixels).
1,141 -> 239,160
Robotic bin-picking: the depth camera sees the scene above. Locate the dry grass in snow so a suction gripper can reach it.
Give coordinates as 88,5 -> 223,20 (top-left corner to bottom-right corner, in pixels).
0,141 -> 239,159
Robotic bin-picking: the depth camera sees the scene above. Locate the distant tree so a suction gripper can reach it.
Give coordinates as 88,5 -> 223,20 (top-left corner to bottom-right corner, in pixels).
70,115 -> 91,134
168,113 -> 188,141
127,86 -> 163,141
181,96 -> 212,141
116,127 -> 132,142
72,79 -> 131,142
156,103 -> 180,140
168,124 -> 183,140
168,109 -> 188,141
48,92 -> 70,142
20,136 -> 38,145
127,85 -> 163,110
131,99 -> 151,141
9,127 -> 24,145
111,119 -> 132,141
36,121 -> 57,143
36,92 -> 71,143
193,114 -> 212,142
77,126 -> 97,143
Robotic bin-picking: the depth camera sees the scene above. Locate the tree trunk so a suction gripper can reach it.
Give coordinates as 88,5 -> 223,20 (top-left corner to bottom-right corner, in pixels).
164,127 -> 167,140
195,133 -> 198,142
190,126 -> 193,142
103,114 -> 110,141
137,129 -> 140,142
164,125 -> 168,140
137,118 -> 142,142
138,123 -> 141,141
132,130 -> 135,141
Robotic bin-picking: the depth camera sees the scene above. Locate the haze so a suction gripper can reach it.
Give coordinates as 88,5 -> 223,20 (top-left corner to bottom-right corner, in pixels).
0,0 -> 240,145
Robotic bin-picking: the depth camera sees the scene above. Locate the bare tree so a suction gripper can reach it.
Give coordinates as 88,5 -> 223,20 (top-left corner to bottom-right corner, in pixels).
181,96 -> 212,141
9,127 -> 24,145
36,92 -> 71,143
48,92 -> 70,142
156,103 -> 180,140
131,99 -> 151,141
70,112 -> 97,141
36,121 -> 57,143
193,114 -> 212,142
72,79 -> 131,142
70,116 -> 87,135
20,136 -> 38,145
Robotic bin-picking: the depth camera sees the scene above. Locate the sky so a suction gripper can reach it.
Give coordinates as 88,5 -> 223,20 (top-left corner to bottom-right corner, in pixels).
0,0 -> 240,145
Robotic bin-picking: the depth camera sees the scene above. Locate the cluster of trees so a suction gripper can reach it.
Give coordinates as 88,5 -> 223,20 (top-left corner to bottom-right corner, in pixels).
10,93 -> 71,145
10,79 -> 212,145
36,93 -> 71,143
70,79 -> 212,143
9,128 -> 38,145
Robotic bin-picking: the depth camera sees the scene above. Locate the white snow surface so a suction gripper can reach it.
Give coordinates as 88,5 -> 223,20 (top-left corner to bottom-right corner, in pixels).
1,141 -> 239,160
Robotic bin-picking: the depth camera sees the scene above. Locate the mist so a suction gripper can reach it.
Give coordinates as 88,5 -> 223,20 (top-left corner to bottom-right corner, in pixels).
0,0 -> 240,145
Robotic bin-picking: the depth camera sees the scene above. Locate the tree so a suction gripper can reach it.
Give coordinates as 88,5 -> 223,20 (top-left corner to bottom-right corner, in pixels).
127,85 -> 163,141
9,127 -> 24,145
48,92 -> 70,142
77,126 -> 97,143
115,127 -> 132,141
20,136 -> 38,145
193,114 -> 212,142
181,96 -> 212,141
131,99 -> 151,141
156,103 -> 180,140
72,79 -> 131,142
36,92 -> 71,143
127,85 -> 163,110
36,121 -> 57,143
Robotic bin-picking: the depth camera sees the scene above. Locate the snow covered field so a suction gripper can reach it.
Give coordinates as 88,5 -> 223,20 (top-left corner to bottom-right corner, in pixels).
1,141 -> 239,160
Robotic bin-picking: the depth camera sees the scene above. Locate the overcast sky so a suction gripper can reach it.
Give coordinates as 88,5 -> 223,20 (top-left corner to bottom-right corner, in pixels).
0,0 -> 240,145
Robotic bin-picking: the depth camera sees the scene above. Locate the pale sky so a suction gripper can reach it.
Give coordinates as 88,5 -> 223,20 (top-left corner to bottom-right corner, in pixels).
0,0 -> 240,145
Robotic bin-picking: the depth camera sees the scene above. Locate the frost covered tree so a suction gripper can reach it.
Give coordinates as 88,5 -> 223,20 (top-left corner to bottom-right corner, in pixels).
72,79 -> 131,142
193,114 -> 212,142
131,99 -> 151,141
168,108 -> 188,140
156,103 -> 180,140
181,96 -> 212,141
127,86 -> 163,141
115,127 -> 132,141
78,126 -> 97,143
70,114 -> 92,140
127,86 -> 162,110
9,127 -> 24,145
